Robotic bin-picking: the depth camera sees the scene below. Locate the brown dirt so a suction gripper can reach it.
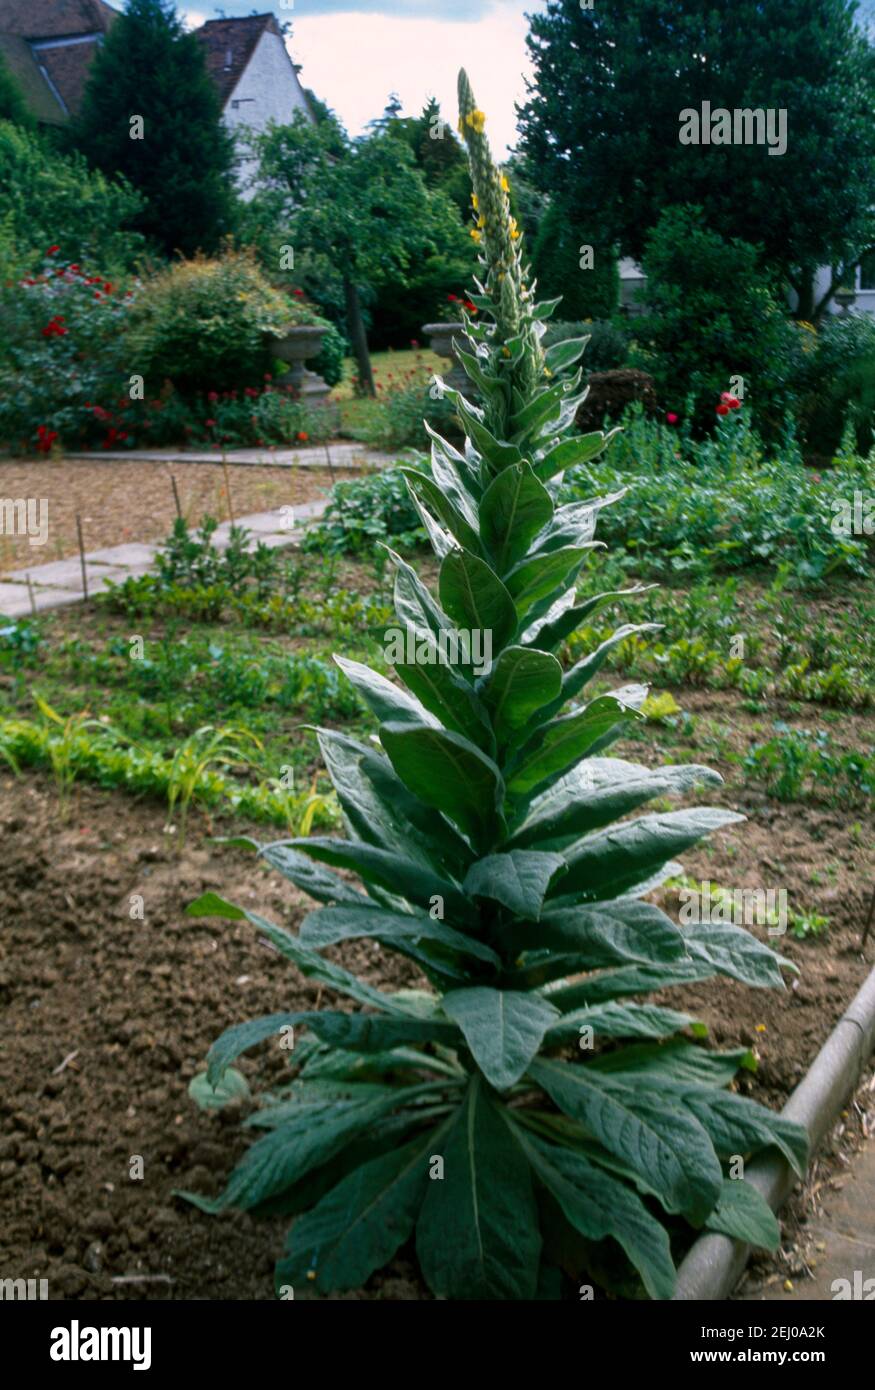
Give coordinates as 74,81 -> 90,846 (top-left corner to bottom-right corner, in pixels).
1,752 -> 872,1301
0,773 -> 424,1301
0,458 -> 356,577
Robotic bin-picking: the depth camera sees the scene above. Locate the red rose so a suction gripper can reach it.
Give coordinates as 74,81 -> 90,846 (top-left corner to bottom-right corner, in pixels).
47,245 -> 60,255
666,412 -> 679,425
207,391 -> 219,402
716,403 -> 730,416
205,419 -> 217,427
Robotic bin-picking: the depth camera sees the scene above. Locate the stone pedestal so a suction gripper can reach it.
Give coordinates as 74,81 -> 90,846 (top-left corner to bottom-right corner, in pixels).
268,324 -> 340,431
423,321 -> 469,393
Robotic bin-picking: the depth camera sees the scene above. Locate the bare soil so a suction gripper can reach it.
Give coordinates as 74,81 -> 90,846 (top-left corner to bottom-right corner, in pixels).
0,458 -> 355,578
0,753 -> 871,1301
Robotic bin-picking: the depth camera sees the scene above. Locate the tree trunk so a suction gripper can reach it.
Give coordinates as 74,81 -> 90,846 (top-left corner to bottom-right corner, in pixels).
343,277 -> 376,397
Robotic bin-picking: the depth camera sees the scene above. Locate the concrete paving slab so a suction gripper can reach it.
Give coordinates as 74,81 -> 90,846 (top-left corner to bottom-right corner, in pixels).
66,444 -> 394,470
0,584 -> 84,617
741,1134 -> 875,1301
86,544 -> 159,566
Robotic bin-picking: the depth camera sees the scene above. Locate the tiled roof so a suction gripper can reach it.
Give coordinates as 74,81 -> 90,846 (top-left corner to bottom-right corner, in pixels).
0,0 -> 116,39
0,32 -> 64,121
194,14 -> 279,106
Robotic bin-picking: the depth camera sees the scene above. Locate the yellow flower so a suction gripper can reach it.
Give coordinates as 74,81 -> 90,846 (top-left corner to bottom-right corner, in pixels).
466,109 -> 487,133
477,215 -> 486,229
470,228 -> 482,243
471,193 -> 479,210
544,367 -> 553,378
500,174 -> 510,193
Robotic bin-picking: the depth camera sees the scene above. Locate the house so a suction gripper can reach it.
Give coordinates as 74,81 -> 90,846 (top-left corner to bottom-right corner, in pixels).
0,4 -> 313,195
193,14 -> 314,197
0,0 -> 117,123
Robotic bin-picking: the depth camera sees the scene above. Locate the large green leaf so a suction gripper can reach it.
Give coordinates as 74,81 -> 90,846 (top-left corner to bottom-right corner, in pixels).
513,1126 -> 677,1299
334,655 -> 437,729
548,623 -> 661,714
544,1001 -> 701,1048
483,645 -> 563,740
392,646 -> 494,748
508,694 -> 642,797
464,850 -> 566,920
275,1123 -> 445,1293
305,1011 -> 462,1055
316,729 -> 469,876
300,904 -> 501,975
416,1077 -> 542,1298
532,429 -> 621,481
585,1039 -> 755,1087
480,463 -> 554,573
666,1085 -> 809,1178
529,1058 -> 723,1222
682,923 -> 794,989
544,335 -> 590,375
705,1178 -> 781,1250
545,959 -> 719,1011
180,1086 -> 430,1214
402,468 -> 482,553
504,545 -> 588,616
280,836 -> 477,925
438,549 -> 518,652
380,721 -> 504,844
441,986 -> 560,1090
508,758 -> 722,849
509,900 -> 686,971
257,843 -> 366,906
553,807 -> 746,901
207,1011 -> 320,1086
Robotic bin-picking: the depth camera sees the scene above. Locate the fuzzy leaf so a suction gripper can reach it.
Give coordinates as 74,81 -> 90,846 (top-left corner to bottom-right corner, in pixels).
705,1178 -> 781,1250
464,850 -> 566,920
416,1077 -> 541,1298
441,986 -> 559,1090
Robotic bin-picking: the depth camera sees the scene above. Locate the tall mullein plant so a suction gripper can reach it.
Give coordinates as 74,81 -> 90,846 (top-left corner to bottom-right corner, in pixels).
187,72 -> 807,1300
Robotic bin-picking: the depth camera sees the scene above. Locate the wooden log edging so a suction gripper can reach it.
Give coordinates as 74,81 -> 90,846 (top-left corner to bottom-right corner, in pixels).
673,961 -> 875,1300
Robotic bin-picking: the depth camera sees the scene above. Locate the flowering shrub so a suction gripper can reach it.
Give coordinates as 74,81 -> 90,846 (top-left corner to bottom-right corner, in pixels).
126,248 -> 323,397
0,249 -> 134,452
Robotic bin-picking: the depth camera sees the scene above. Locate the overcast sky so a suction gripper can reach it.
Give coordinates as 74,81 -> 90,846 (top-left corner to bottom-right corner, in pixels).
174,0 -> 546,155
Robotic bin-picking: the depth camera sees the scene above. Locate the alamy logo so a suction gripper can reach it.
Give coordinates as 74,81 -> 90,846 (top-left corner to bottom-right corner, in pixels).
831,492 -> 875,537
831,1271 -> 875,1300
384,626 -> 493,678
679,880 -> 788,936
0,497 -> 48,547
0,1276 -> 48,1299
679,102 -> 788,156
50,1320 -> 152,1371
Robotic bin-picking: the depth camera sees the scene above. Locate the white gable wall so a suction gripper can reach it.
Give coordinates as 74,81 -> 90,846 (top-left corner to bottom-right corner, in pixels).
224,29 -> 312,200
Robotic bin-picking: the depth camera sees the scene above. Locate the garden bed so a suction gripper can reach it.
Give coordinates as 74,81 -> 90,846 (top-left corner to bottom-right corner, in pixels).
0,458 -> 357,578
0,700 -> 871,1299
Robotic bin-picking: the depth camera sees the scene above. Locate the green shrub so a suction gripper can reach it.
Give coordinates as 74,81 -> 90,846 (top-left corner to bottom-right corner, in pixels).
187,72 -> 805,1303
563,406 -> 874,583
0,118 -> 144,275
347,380 -> 459,451
636,205 -> 801,436
126,249 -> 305,397
543,318 -> 630,374
310,320 -> 349,389
798,313 -> 875,460
302,468 -> 427,555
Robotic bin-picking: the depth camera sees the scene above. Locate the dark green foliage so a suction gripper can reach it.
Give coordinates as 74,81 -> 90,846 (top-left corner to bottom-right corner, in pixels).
73,0 -> 234,257
518,0 -> 875,318
188,70 -> 807,1302
0,119 -> 144,274
531,201 -> 619,321
0,51 -> 35,128
636,206 -> 802,434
